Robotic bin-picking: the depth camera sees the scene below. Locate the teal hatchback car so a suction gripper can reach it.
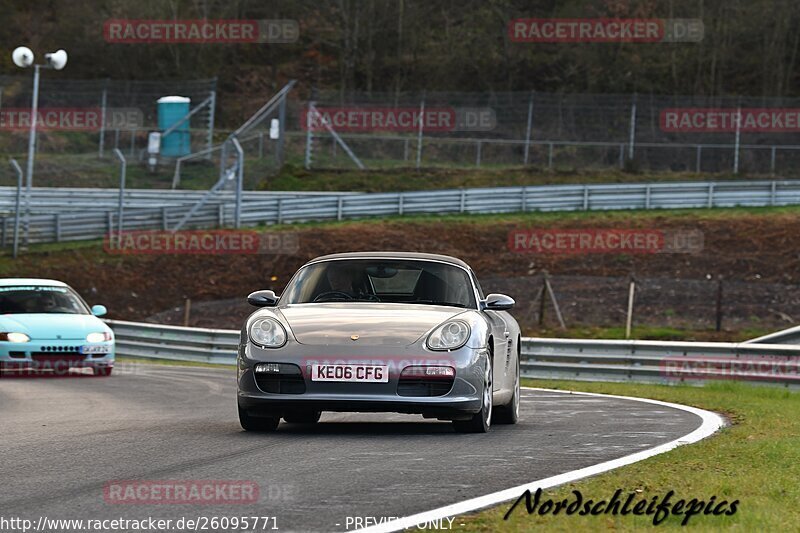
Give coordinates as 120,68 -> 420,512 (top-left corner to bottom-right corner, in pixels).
0,279 -> 114,376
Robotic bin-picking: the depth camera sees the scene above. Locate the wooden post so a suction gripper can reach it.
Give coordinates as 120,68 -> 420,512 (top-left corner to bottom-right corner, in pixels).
537,274 -> 547,326
625,277 -> 636,339
544,272 -> 566,330
183,298 -> 192,327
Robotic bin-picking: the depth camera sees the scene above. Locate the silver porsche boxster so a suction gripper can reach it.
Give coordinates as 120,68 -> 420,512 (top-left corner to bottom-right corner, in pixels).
237,252 -> 521,433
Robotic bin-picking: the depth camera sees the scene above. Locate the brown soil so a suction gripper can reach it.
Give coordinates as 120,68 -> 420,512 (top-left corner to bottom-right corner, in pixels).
6,212 -> 800,337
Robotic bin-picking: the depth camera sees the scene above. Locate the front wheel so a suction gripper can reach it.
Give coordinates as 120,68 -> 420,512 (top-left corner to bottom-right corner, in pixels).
493,354 -> 519,424
238,405 -> 280,432
93,366 -> 113,377
453,361 -> 492,433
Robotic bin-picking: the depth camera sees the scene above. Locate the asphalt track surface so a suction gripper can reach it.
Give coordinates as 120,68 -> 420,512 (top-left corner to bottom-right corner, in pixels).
0,363 -> 704,533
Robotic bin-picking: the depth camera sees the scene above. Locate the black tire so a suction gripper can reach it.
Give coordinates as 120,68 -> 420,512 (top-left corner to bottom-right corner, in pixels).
93,366 -> 113,377
283,410 -> 322,424
238,405 -> 280,432
453,360 -> 492,433
493,350 -> 520,425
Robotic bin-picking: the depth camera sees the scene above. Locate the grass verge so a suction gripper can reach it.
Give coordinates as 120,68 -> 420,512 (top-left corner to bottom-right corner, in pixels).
458,379 -> 800,531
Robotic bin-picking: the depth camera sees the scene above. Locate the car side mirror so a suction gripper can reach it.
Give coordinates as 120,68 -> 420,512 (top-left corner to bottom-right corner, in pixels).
91,304 -> 107,317
483,293 -> 515,311
247,290 -> 279,307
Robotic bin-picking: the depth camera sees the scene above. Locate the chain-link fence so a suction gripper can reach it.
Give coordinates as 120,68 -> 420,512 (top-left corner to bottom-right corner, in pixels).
290,91 -> 800,176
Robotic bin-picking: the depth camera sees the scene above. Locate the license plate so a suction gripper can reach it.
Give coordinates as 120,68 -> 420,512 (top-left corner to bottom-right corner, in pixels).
310,364 -> 389,383
81,345 -> 110,355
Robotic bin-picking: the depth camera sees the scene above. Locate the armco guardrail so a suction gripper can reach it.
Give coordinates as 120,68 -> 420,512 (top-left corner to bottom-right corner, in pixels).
107,320 -> 799,386
108,320 -> 240,365
4,179 -> 800,245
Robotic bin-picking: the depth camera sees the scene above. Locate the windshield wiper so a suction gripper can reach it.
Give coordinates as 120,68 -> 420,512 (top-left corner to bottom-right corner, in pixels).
410,300 -> 467,308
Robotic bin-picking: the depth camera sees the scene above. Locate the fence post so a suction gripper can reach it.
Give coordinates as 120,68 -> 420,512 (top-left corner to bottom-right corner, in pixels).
162,207 -> 168,230
129,128 -> 136,156
459,188 -> 466,213
548,142 -> 554,169
98,84 -> 108,158
523,91 -> 534,165
733,104 -> 741,174
475,141 -> 482,167
54,213 -> 61,243
206,88 -> 217,156
113,149 -> 127,243
277,198 -> 283,224
403,138 -> 409,161
708,183 -> 715,208
10,159 -> 23,258
770,146 -> 776,175
583,185 -> 589,210
416,94 -> 425,169
618,143 -> 625,168
218,204 -> 225,227
398,193 -> 404,215
625,277 -> 636,339
337,196 -> 343,221
521,187 -> 527,212
696,145 -> 702,172
770,181 -> 777,206
628,94 -> 637,161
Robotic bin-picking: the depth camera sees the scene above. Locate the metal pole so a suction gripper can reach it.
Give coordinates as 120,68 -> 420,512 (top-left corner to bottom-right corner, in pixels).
304,100 -> 314,169
206,88 -> 216,155
733,104 -> 741,174
416,95 -> 425,169
276,92 -> 287,166
10,159 -> 23,258
523,92 -> 534,165
98,85 -> 107,158
231,136 -> 244,228
24,64 -> 41,246
628,95 -> 637,160
113,148 -> 126,248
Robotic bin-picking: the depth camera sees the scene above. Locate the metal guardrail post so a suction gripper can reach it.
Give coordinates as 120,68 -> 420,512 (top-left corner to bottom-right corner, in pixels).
9,159 -> 23,258
113,148 -> 127,247
696,145 -> 702,172
770,146 -> 777,175
733,105 -> 742,174
304,100 -> 314,169
475,141 -> 481,167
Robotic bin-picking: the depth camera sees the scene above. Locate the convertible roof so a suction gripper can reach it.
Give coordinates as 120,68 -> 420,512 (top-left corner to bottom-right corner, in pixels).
306,252 -> 471,269
0,278 -> 68,287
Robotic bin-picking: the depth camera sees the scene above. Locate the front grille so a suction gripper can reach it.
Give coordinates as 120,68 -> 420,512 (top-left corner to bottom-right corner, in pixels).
397,377 -> 455,397
254,363 -> 306,394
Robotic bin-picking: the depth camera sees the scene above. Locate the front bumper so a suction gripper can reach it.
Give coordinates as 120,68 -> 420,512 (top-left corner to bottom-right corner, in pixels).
0,341 -> 115,374
237,341 -> 487,419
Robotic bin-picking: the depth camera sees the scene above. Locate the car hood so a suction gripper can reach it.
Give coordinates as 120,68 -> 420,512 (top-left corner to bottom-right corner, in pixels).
0,313 -> 109,340
277,303 -> 468,346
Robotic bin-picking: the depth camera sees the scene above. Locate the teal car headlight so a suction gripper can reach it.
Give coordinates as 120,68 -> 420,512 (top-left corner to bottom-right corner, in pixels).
86,332 -> 113,342
1,332 -> 30,343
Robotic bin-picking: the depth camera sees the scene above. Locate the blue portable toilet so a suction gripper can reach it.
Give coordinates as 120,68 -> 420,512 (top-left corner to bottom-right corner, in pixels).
157,96 -> 191,156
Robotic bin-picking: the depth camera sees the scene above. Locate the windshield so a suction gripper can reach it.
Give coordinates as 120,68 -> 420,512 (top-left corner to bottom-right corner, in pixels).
0,286 -> 90,315
281,259 -> 476,308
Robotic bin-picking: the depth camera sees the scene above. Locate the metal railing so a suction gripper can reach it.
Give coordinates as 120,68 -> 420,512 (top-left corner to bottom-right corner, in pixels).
107,320 -> 800,386
3,179 -> 800,246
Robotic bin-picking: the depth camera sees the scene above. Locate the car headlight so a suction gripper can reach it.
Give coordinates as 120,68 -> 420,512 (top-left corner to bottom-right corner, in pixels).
426,320 -> 470,351
249,317 -> 287,348
1,332 -> 30,343
86,332 -> 113,343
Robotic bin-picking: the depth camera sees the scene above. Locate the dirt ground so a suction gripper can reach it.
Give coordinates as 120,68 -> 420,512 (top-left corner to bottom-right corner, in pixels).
5,211 -> 800,338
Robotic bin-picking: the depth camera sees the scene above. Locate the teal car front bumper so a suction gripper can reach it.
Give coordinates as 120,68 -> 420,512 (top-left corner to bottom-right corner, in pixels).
0,340 -> 115,375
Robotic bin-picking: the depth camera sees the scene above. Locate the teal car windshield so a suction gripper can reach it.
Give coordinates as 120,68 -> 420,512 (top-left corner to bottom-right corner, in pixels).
0,286 -> 90,315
